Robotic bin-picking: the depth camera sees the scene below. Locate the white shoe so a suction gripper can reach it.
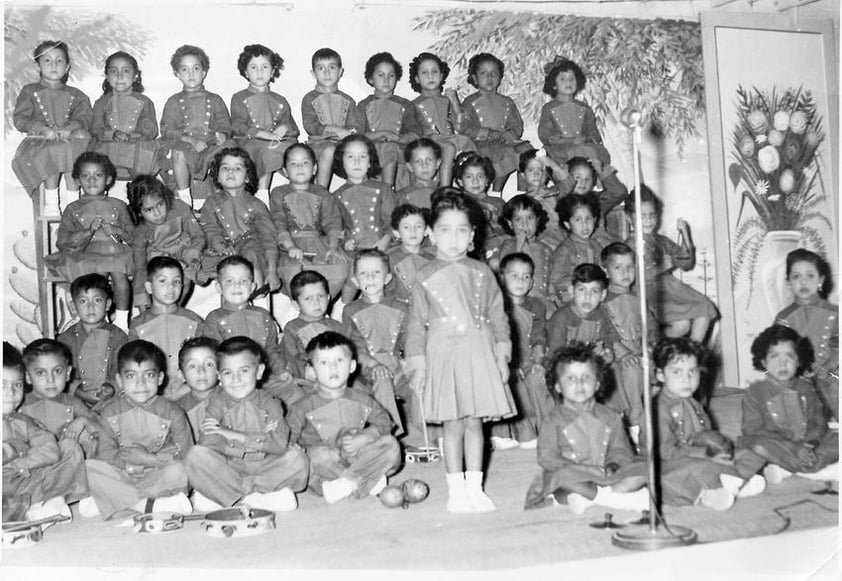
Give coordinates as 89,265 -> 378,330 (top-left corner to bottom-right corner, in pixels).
445,472 -> 472,513
764,464 -> 793,485
491,436 -> 520,451
26,496 -> 71,522
369,475 -> 388,497
464,471 -> 496,513
78,496 -> 100,518
519,439 -> 538,450
567,493 -> 596,515
191,491 -> 224,512
738,474 -> 767,498
719,473 -> 745,497
152,492 -> 192,515
43,199 -> 61,219
243,488 -> 297,512
796,462 -> 840,482
698,487 -> 735,511
594,486 -> 649,512
322,478 -> 358,504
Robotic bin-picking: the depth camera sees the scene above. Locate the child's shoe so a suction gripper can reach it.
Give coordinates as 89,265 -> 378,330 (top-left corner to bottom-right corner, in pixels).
567,493 -> 596,515
464,471 -> 496,513
191,491 -> 224,513
490,436 -> 520,451
698,487 -> 735,511
322,477 -> 358,504
594,486 -> 649,512
519,438 -> 538,450
445,472 -> 472,513
764,464 -> 793,485
26,496 -> 71,523
243,488 -> 297,512
719,473 -> 745,497
152,492 -> 192,515
796,462 -> 840,482
78,496 -> 100,518
369,475 -> 388,497
738,474 -> 767,497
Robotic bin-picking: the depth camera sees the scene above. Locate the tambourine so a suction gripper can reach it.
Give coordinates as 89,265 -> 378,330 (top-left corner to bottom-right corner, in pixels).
133,506 -> 276,538
2,514 -> 71,548
405,445 -> 441,463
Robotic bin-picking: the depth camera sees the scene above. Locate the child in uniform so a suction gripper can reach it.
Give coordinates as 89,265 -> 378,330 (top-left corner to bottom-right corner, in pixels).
186,337 -> 308,512
518,149 -> 567,250
175,336 -> 220,444
128,256 -> 204,400
396,138 -> 442,209
549,192 -> 604,305
84,340 -> 192,519
57,274 -> 127,410
288,331 -> 400,504
386,204 -> 434,307
301,48 -> 365,188
557,157 -> 628,246
454,151 -> 504,256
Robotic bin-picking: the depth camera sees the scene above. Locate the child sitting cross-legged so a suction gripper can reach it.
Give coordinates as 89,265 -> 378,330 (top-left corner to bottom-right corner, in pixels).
83,340 -> 192,519
287,331 -> 401,504
523,343 -> 648,514
186,337 -> 309,513
175,336 -> 220,443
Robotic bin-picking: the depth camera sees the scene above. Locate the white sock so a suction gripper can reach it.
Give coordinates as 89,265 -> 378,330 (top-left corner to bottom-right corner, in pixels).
594,486 -> 649,511
445,472 -> 472,513
43,188 -> 60,216
176,188 -> 192,206
465,471 -> 496,512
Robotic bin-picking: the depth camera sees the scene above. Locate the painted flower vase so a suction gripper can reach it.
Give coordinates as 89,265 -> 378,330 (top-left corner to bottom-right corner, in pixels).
759,230 -> 800,317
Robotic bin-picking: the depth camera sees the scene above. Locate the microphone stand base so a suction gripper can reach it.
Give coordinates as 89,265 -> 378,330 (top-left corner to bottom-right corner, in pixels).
611,524 -> 697,551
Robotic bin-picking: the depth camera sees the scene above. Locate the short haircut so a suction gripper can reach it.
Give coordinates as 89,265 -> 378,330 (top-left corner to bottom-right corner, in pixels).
546,342 -> 606,400
210,147 -> 259,194
624,184 -> 662,216
289,270 -> 329,301
127,174 -> 174,225
391,203 -> 428,230
750,324 -> 814,375
653,337 -> 708,373
601,242 -> 635,266
216,336 -> 264,364
332,134 -> 381,180
572,263 -> 608,290
311,47 -> 342,69
117,340 -> 167,374
542,57 -> 586,97
170,44 -> 209,72
404,137 -> 442,163
467,52 -> 504,88
22,338 -> 71,368
305,330 -> 356,361
454,151 -> 496,185
556,192 -> 600,229
70,273 -> 112,302
237,44 -> 283,82
499,194 -> 548,236
353,248 -> 390,273
364,51 -> 403,85
408,52 -> 450,93
3,341 -> 24,374
283,142 -> 317,167
217,255 -> 254,279
146,256 -> 183,281
71,151 -> 117,189
500,252 -> 534,274
786,248 -> 833,299
178,336 -> 220,370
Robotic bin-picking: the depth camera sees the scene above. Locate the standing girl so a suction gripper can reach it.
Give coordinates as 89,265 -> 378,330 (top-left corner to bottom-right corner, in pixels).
454,151 -> 504,257
127,175 -> 206,308
230,44 -> 299,204
623,186 -> 718,343
406,190 -> 515,513
12,40 -> 92,214
44,152 -> 133,331
409,52 -> 475,186
461,53 -> 530,194
92,51 -> 160,179
775,249 -> 838,421
198,147 -> 280,291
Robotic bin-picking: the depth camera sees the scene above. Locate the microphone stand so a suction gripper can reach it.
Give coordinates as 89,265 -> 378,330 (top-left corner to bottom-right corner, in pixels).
611,110 -> 697,550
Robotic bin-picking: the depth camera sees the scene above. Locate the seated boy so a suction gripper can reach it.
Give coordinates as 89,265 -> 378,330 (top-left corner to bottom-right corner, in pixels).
395,138 -> 442,209
84,340 -> 193,519
57,273 -> 128,410
175,336 -> 220,443
186,337 -> 308,512
557,156 -> 628,245
3,342 -> 88,522
287,331 -> 401,504
385,204 -> 435,307
129,256 -> 204,401
20,339 -> 100,457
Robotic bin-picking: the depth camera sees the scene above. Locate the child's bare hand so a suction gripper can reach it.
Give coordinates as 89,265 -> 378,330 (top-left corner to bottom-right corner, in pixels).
374,238 -> 391,252
797,445 -> 817,467
529,362 -> 545,377
677,218 -> 690,235
193,139 -> 208,153
325,248 -> 348,264
622,354 -> 640,369
41,127 -> 58,140
371,365 -> 392,380
214,132 -> 227,145
89,217 -> 104,231
202,418 -> 221,435
56,128 -> 72,140
113,130 -> 130,142
211,240 -> 230,255
288,247 -> 304,260
182,248 -> 201,263
267,272 -> 282,292
263,420 -> 279,433
339,433 -> 370,456
590,158 -> 604,174
593,341 -> 614,363
343,238 -> 357,252
62,417 -> 87,441
278,371 -> 293,384
273,125 -> 289,139
382,131 -> 400,142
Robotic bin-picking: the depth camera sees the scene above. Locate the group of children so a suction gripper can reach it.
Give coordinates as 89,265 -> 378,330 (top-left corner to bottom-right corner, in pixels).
4,39 -> 838,522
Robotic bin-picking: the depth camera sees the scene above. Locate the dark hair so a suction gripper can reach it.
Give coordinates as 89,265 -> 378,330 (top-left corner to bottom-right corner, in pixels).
290,270 -> 329,301
117,340 -> 167,374
601,242 -> 635,265
353,248 -> 390,274
542,57 -> 586,98
237,44 -> 283,82
283,142 -> 317,168
71,152 -> 117,190
750,324 -> 814,375
567,156 -> 596,183
624,184 -> 662,217
430,188 -> 481,229
34,40 -> 70,83
556,192 -> 600,230
364,52 -> 403,86
22,338 -> 72,368
454,151 -> 496,186
305,330 -> 356,361
333,134 -> 381,179
546,343 -> 606,400
127,175 -> 174,225
311,47 -> 342,69
572,263 -> 608,290
3,341 -> 24,375
499,194 -> 548,236
216,336 -> 264,363
518,148 -> 540,173
70,273 -> 112,302
146,256 -> 183,281
404,137 -> 442,163
391,203 -> 428,230
467,53 -> 504,88
170,45 -> 209,72
178,336 -> 220,371
499,252 -> 534,274
409,52 -> 450,93
785,248 -> 833,299
210,147 -> 259,194
102,51 -> 144,94
216,255 -> 254,279
653,337 -> 708,373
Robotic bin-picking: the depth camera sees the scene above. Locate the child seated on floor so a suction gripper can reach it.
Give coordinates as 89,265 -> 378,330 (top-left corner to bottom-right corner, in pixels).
385,204 -> 434,307
653,338 -> 767,511
128,256 -> 204,401
186,337 -> 309,513
287,331 -> 400,504
20,339 -> 100,458
57,273 -> 127,410
175,336 -> 220,443
549,193 -> 604,305
739,325 -> 839,485
523,343 -> 648,514
3,342 -> 88,522
83,340 -> 192,519
396,138 -> 442,209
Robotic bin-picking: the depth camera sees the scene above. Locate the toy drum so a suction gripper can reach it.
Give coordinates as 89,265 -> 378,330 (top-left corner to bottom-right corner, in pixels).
201,506 -> 276,538
405,446 -> 441,463
132,512 -> 195,534
2,515 -> 70,548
